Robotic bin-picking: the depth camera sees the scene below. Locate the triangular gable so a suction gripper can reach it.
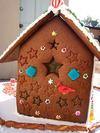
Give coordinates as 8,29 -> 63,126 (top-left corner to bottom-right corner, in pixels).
0,11 -> 54,62
0,6 -> 100,63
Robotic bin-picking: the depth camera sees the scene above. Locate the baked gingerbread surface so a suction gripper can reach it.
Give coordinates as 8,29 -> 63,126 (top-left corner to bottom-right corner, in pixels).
17,16 -> 94,123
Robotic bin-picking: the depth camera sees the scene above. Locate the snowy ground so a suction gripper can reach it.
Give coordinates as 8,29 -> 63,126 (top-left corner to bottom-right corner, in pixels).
0,73 -> 100,133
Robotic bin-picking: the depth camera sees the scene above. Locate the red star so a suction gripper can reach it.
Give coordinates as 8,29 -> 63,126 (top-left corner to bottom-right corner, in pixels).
19,55 -> 28,66
27,48 -> 38,59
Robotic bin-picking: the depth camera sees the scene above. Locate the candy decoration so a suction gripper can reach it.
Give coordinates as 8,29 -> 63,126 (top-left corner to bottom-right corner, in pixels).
52,31 -> 57,36
56,81 -> 75,94
51,0 -> 64,8
48,78 -> 54,85
40,46 -> 46,51
68,68 -> 80,81
19,69 -> 24,74
61,48 -> 67,53
56,115 -> 61,120
35,111 -> 40,116
45,99 -> 51,104
26,66 -> 37,78
83,73 -> 88,79
75,111 -> 81,116
19,99 -> 24,105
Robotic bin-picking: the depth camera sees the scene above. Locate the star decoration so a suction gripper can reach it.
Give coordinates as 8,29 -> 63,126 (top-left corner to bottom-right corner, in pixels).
27,48 -> 38,59
48,78 -> 54,85
20,91 -> 29,100
43,57 -> 62,77
33,96 -> 43,106
56,97 -> 68,108
19,55 -> 28,66
68,51 -> 78,63
52,31 -> 57,37
72,95 -> 82,106
49,40 -> 59,50
18,75 -> 26,85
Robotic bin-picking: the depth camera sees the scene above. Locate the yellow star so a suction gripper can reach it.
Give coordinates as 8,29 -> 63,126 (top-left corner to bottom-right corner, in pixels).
52,31 -> 57,37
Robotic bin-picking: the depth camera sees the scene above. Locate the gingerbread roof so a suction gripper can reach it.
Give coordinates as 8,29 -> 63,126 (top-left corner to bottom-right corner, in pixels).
0,5 -> 100,63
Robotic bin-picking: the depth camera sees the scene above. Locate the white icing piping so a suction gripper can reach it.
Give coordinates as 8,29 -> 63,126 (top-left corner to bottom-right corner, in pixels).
59,6 -> 100,52
0,10 -> 51,61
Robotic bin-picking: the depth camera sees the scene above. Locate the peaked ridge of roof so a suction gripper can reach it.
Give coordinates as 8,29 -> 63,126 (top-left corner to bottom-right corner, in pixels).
0,4 -> 100,62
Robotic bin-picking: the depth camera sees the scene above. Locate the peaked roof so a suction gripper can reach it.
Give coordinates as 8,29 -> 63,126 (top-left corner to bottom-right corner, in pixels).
0,5 -> 100,63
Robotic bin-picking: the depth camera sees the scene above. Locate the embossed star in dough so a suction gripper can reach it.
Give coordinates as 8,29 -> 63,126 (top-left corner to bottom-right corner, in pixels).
27,47 -> 38,59
20,91 -> 29,100
33,96 -> 43,106
56,97 -> 68,108
19,55 -> 28,66
72,95 -> 82,106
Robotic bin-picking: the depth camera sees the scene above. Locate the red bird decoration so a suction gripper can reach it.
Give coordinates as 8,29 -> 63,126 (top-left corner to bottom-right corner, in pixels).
56,81 -> 75,94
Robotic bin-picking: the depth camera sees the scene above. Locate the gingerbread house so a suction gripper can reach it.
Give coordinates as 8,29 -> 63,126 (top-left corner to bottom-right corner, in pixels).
0,0 -> 100,125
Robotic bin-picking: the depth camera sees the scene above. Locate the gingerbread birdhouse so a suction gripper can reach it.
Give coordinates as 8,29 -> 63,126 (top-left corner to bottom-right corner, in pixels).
0,0 -> 100,125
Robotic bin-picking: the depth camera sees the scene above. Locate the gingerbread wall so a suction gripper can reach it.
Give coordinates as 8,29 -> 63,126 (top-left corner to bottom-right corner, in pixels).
17,16 -> 94,123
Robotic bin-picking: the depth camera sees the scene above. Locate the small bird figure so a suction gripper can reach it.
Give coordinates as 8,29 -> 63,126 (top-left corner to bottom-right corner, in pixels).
56,81 -> 75,94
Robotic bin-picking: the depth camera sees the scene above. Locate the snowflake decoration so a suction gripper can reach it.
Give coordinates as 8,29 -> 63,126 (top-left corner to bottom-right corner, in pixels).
45,99 -> 50,104
48,79 -> 54,85
75,111 -> 81,116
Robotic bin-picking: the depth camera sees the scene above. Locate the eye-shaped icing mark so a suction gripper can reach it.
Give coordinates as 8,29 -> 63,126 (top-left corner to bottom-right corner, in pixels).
83,73 -> 88,79
19,69 -> 24,74
40,46 -> 46,51
61,48 -> 67,53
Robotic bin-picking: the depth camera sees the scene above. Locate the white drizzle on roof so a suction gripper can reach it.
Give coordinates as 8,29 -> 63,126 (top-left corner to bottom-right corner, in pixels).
0,4 -> 100,61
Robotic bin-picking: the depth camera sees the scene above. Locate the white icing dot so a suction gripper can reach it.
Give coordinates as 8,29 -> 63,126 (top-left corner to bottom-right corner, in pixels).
40,46 -> 46,51
45,99 -> 50,104
61,48 -> 66,53
83,73 -> 88,79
